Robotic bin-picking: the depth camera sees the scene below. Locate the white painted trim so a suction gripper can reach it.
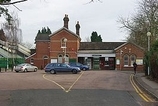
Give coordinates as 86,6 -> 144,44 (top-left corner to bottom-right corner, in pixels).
78,53 -> 115,57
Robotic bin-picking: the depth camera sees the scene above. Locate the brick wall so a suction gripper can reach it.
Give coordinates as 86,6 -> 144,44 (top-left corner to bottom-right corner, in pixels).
49,30 -> 80,62
26,41 -> 50,69
26,29 -> 80,69
115,43 -> 144,71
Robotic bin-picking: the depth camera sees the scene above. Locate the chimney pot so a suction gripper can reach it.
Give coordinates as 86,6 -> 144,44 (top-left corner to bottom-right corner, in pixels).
76,21 -> 80,35
63,14 -> 69,29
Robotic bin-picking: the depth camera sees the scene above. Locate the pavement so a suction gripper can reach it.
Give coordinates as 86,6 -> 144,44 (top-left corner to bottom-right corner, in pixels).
1,68 -> 158,101
134,72 -> 158,101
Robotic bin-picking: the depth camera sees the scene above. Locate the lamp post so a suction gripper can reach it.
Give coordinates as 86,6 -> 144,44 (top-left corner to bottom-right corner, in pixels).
63,38 -> 67,63
147,31 -> 151,75
120,50 -> 123,70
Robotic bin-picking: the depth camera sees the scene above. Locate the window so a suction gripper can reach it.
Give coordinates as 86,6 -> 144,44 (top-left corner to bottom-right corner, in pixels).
43,55 -> 48,59
116,59 -> 120,65
58,54 -> 63,63
61,38 -> 67,48
124,54 -> 129,66
65,54 -> 69,64
130,55 -> 136,66
30,58 -> 34,64
105,57 -> 109,65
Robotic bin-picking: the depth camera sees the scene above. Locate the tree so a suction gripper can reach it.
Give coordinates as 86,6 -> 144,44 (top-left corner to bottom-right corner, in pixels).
118,0 -> 158,50
83,36 -> 91,42
0,0 -> 27,23
91,31 -> 102,42
22,41 -> 34,49
42,27 -> 47,34
85,0 -> 102,4
119,0 -> 158,78
0,0 -> 26,4
47,27 -> 52,34
144,40 -> 158,81
2,12 -> 22,44
37,27 -> 52,34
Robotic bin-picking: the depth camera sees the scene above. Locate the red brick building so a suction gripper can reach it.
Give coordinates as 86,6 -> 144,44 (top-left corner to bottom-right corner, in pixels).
26,15 -> 145,71
26,14 -> 81,69
115,42 -> 144,71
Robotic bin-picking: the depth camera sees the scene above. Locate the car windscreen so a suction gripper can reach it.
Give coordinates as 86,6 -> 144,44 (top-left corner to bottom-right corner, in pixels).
17,64 -> 25,66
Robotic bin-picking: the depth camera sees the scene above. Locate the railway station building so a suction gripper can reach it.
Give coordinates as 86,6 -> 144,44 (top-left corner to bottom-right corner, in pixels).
26,14 -> 144,71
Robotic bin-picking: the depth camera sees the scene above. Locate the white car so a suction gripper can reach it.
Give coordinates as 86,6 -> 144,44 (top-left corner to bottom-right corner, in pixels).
14,63 -> 38,72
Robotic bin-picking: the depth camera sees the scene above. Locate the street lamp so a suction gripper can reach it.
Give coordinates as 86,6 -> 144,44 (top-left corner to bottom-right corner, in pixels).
120,50 -> 123,70
63,38 -> 67,63
147,31 -> 151,75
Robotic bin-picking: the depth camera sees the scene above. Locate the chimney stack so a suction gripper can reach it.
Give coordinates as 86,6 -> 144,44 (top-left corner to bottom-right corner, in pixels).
75,21 -> 80,36
63,14 -> 69,29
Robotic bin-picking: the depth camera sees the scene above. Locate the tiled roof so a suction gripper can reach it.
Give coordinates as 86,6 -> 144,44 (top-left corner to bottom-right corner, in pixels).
49,27 -> 81,40
35,33 -> 50,41
79,42 -> 126,50
114,42 -> 145,51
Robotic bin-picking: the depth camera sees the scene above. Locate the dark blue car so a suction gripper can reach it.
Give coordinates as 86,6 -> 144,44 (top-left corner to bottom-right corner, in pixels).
44,63 -> 81,74
69,62 -> 89,71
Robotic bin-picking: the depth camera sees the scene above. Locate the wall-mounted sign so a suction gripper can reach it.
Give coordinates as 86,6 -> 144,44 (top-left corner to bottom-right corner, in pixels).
116,59 -> 120,65
92,55 -> 102,57
136,59 -> 143,65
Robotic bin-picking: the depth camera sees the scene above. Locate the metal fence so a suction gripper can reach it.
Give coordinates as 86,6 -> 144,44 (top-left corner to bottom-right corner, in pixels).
0,58 -> 25,68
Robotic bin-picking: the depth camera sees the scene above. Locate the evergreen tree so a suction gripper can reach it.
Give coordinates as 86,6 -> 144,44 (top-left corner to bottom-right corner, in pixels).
37,27 -> 52,35
47,27 -> 52,34
98,35 -> 102,42
41,27 -> 46,34
37,30 -> 41,34
145,40 -> 158,81
91,31 -> 102,42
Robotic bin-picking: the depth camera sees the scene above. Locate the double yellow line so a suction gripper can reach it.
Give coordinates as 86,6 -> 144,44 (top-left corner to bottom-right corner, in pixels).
130,74 -> 154,102
43,72 -> 84,93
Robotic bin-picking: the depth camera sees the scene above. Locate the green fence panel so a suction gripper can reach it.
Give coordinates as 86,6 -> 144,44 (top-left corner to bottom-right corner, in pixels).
69,58 -> 76,63
0,58 -> 25,68
0,58 -> 7,68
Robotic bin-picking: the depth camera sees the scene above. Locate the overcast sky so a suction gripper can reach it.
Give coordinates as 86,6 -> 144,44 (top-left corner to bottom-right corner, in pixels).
5,0 -> 139,44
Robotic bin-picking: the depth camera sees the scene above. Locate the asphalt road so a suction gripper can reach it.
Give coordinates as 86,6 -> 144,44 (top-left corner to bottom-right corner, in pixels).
0,70 -> 156,106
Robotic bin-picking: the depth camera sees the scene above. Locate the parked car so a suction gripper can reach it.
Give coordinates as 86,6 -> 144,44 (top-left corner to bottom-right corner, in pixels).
14,63 -> 38,72
44,63 -> 81,74
69,62 -> 89,71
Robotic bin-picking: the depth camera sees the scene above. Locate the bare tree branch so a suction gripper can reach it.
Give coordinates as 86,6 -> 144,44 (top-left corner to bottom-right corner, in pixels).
84,0 -> 102,5
13,4 -> 22,11
0,0 -> 27,5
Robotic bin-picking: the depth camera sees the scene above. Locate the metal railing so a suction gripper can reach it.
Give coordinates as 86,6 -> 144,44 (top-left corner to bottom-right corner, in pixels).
0,40 -> 30,57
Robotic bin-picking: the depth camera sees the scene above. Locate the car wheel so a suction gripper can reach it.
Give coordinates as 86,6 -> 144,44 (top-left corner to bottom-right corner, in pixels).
15,71 -> 19,73
50,70 -> 56,74
72,69 -> 77,74
24,69 -> 27,72
34,68 -> 37,72
82,68 -> 86,71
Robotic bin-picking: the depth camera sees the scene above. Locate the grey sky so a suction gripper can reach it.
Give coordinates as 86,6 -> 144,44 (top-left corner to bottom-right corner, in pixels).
6,0 -> 139,44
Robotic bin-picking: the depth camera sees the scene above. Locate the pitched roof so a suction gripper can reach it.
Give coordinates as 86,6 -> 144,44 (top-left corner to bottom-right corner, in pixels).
80,42 -> 125,50
114,42 -> 144,51
35,33 -> 50,41
49,27 -> 81,39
